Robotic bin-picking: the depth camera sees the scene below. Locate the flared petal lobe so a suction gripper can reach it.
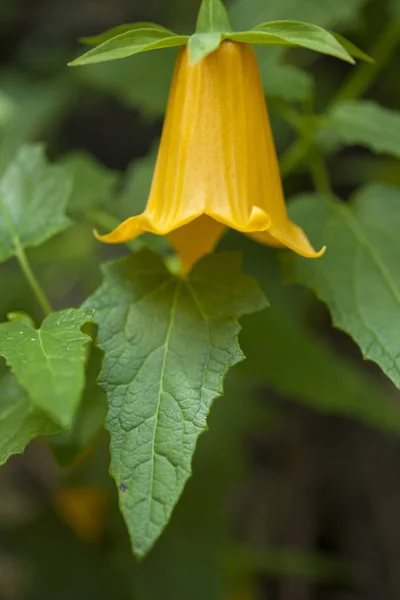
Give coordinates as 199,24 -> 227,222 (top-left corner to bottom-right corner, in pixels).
97,41 -> 324,270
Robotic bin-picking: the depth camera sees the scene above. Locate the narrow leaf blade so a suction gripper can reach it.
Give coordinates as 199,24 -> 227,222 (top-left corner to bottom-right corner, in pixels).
85,251 -> 267,557
81,22 -> 172,46
228,21 -> 354,63
196,0 -> 233,34
69,29 -> 188,66
188,32 -> 222,64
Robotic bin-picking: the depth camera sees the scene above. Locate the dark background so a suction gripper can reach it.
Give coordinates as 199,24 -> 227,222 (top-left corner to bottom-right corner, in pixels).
1,1 -> 400,599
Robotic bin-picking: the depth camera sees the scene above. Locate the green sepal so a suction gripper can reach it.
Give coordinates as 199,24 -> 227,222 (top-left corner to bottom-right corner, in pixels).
332,32 -> 375,64
188,32 -> 222,64
80,22 -> 172,46
69,28 -> 188,67
226,21 -> 355,64
195,0 -> 232,34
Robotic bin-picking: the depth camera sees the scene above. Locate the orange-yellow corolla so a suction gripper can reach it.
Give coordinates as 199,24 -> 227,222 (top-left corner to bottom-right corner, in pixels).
97,41 -> 325,272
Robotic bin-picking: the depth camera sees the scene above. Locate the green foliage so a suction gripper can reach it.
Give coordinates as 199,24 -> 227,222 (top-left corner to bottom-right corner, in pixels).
69,28 -> 188,67
0,145 -> 72,263
0,373 -> 61,465
0,309 -> 93,428
230,22 -> 354,63
61,151 -> 120,217
84,251 -> 267,557
81,23 -> 173,46
288,185 -> 400,389
188,33 -> 223,64
222,237 -> 400,436
322,101 -> 400,158
195,0 -> 233,34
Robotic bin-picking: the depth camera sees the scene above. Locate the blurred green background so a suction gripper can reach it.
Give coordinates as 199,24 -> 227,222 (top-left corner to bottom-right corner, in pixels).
1,0 -> 400,599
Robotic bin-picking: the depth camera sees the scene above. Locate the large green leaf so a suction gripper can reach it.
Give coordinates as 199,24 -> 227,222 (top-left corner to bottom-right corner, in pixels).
321,100 -> 400,159
0,145 -> 72,263
220,234 -> 400,436
0,309 -> 94,428
195,0 -> 233,33
84,251 -> 267,557
60,151 -> 120,217
287,185 -> 400,390
229,0 -> 370,31
69,28 -> 188,66
229,22 -> 354,63
0,373 -> 61,466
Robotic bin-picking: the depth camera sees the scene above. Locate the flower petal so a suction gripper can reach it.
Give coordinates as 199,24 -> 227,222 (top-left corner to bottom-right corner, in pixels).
168,215 -> 226,273
249,221 -> 326,258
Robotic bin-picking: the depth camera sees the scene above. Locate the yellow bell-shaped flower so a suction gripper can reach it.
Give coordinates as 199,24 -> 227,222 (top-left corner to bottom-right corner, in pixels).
97,41 -> 325,272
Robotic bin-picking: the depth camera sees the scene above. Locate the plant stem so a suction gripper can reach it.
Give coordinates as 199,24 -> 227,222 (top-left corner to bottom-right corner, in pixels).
14,239 -> 52,317
333,20 -> 400,103
309,154 -> 333,197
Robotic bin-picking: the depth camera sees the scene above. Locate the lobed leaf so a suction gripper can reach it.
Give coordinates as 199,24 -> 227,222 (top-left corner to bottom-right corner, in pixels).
69,28 -> 189,66
0,309 -> 94,428
288,185 -> 400,390
0,373 -> 61,466
84,250 -> 267,557
0,145 -> 72,263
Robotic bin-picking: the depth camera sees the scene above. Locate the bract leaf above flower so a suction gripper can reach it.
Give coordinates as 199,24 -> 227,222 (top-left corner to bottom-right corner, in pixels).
69,29 -> 189,66
80,22 -> 172,46
195,0 -> 233,34
229,21 -> 354,63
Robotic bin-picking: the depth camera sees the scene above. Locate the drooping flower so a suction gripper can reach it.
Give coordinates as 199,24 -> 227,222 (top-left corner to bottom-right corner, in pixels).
97,41 -> 325,272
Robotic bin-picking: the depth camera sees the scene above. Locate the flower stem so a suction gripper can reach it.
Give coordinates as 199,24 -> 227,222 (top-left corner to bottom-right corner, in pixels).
14,239 -> 52,317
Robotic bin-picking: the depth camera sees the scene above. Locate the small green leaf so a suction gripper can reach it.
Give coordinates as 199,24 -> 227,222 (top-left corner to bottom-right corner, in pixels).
188,32 -> 222,64
196,0 -> 232,34
0,373 -> 61,466
0,145 -> 72,264
69,28 -> 189,66
287,185 -> 400,390
332,33 -> 374,63
0,309 -> 94,428
60,151 -> 120,217
80,22 -> 172,46
228,21 -> 354,64
84,250 -> 267,557
321,100 -> 400,159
